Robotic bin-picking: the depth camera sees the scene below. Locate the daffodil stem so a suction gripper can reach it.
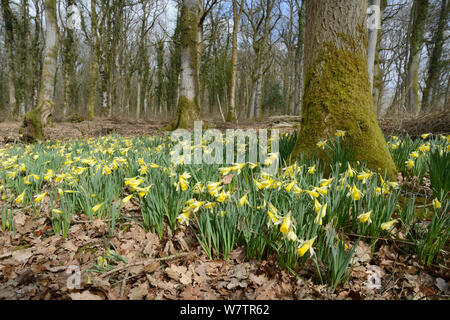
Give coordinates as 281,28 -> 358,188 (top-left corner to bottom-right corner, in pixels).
313,256 -> 323,284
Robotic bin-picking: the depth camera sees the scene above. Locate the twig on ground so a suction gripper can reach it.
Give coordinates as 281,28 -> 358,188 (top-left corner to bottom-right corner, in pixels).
99,252 -> 189,279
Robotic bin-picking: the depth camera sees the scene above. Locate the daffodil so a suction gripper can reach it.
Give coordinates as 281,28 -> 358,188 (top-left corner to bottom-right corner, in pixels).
297,237 -> 317,257
421,133 -> 431,139
52,209 -> 63,214
280,213 -> 293,234
381,219 -> 398,231
314,202 -> 327,225
15,191 -> 25,204
308,165 -> 316,174
405,159 -> 414,168
238,194 -> 249,208
122,194 -> 133,204
177,210 -> 190,226
34,192 -> 47,203
316,139 -> 327,149
358,211 -> 372,224
217,191 -> 231,203
92,202 -> 105,213
335,130 -> 346,138
320,178 -> 333,187
432,198 -> 441,209
410,151 -> 419,159
285,180 -> 296,192
348,184 -> 361,201
305,189 -> 319,199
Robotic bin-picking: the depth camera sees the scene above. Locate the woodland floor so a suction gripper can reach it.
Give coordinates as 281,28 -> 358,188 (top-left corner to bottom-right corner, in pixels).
0,118 -> 449,300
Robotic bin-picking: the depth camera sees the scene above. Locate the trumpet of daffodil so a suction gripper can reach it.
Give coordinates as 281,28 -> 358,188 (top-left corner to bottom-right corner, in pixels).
192,182 -> 204,194
231,163 -> 246,174
348,184 -> 361,201
335,130 -> 346,138
297,237 -> 317,257
92,202 -> 105,213
204,201 -> 217,210
267,203 -> 281,225
358,211 -> 372,224
34,192 -> 47,203
293,186 -> 303,195
410,151 -> 419,159
217,191 -> 231,203
248,162 -> 258,169
305,189 -> 319,199
122,194 -> 133,204
432,198 -> 441,209
381,219 -> 398,231
207,182 -> 222,196
97,256 -> 108,268
308,165 -> 316,174
7,171 -> 17,179
138,158 -> 145,165
317,139 -> 327,149
139,165 -> 148,175
74,167 -> 88,175
150,163 -> 159,169
219,167 -> 232,175
238,194 -> 249,208
15,191 -> 25,204
135,185 -> 153,197
125,177 -> 144,191
188,200 -> 205,212
405,159 -> 414,168
285,180 -> 296,192
44,169 -> 54,181
357,171 -> 372,183
320,178 -> 333,187
52,209 -> 63,214
314,186 -> 328,195
314,202 -> 327,225
102,165 -> 112,175
177,210 -> 190,226
421,133 -> 431,139
280,213 -> 293,234
23,177 -> 32,185
418,144 -> 430,152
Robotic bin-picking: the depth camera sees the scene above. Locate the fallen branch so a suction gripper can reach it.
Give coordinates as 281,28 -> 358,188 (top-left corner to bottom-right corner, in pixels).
0,252 -> 12,260
99,252 -> 189,279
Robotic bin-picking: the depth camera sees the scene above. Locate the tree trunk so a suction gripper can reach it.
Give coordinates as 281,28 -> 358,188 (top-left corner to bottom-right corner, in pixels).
293,0 -> 305,116
290,0 -> 396,177
367,0 -> 380,92
226,0 -> 244,122
422,0 -> 448,112
406,0 -> 429,115
166,0 -> 201,130
1,0 -> 17,116
21,0 -> 58,142
87,0 -> 99,120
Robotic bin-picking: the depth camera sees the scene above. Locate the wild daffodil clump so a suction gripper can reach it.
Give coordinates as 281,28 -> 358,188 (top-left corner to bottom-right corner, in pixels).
0,132 -> 448,290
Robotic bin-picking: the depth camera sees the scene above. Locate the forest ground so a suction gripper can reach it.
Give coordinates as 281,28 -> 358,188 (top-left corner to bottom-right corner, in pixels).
0,117 -> 448,300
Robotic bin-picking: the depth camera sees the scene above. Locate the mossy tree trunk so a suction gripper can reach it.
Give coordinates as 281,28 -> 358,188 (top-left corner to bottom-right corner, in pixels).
21,0 -> 58,142
406,0 -> 429,115
166,0 -> 201,130
290,0 -> 396,177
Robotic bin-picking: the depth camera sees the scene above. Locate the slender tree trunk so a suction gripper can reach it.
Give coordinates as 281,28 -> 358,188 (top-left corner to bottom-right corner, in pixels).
422,0 -> 448,112
293,0 -> 305,115
21,0 -> 58,142
290,0 -> 396,177
1,0 -> 17,116
372,0 -> 386,115
406,0 -> 429,115
226,0 -> 244,122
367,0 -> 380,92
87,0 -> 99,120
166,0 -> 201,130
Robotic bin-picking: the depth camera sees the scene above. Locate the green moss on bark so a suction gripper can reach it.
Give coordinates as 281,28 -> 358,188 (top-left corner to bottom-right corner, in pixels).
290,36 -> 397,177
21,109 -> 44,142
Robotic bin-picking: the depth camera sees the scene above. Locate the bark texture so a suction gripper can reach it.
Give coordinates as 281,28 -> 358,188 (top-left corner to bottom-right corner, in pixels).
290,0 -> 396,177
21,0 -> 59,142
166,0 -> 201,130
